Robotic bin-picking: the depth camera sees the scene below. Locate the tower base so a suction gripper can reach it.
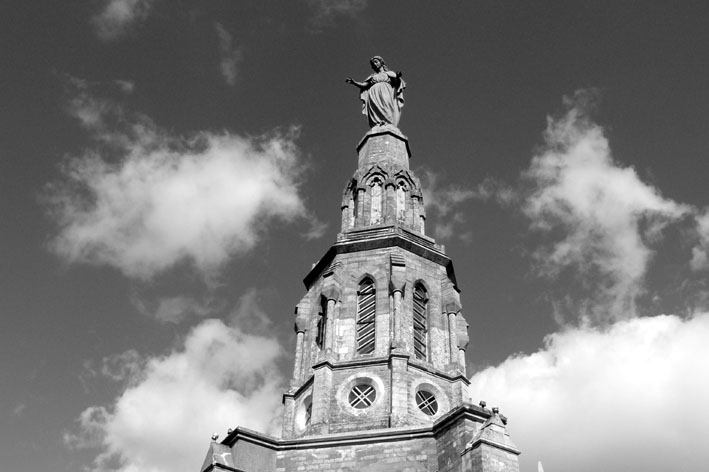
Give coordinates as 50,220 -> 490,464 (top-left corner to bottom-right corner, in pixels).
200,404 -> 520,472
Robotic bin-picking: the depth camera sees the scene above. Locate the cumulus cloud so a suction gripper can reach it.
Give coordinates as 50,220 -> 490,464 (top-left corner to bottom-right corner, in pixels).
522,91 -> 689,324
66,318 -> 284,472
469,312 -> 709,472
91,0 -> 156,41
47,84 -> 317,280
306,0 -> 367,31
214,23 -> 243,86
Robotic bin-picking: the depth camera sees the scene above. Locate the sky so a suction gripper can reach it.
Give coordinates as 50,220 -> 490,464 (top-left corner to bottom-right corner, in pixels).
1,1 -> 709,471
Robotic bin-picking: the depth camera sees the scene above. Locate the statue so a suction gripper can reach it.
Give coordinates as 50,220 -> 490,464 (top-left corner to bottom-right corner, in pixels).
345,56 -> 406,128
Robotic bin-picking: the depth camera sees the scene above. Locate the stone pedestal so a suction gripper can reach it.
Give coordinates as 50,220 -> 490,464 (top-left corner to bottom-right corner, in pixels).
357,125 -> 411,170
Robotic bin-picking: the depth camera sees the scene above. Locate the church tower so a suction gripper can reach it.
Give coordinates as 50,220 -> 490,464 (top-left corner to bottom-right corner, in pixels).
200,58 -> 520,472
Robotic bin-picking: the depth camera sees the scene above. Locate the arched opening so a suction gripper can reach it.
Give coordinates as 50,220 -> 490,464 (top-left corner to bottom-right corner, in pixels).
413,284 -> 428,360
370,178 -> 382,225
356,278 -> 376,354
316,295 -> 327,349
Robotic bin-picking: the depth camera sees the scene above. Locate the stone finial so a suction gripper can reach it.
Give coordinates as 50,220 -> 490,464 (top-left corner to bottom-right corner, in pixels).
479,400 -> 486,408
492,407 -> 499,414
211,434 -> 219,441
227,428 -> 233,434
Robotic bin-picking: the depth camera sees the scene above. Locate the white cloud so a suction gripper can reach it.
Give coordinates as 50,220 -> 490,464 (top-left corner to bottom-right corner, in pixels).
469,312 -> 709,472
91,0 -> 156,41
690,210 -> 709,272
214,23 -> 243,86
306,0 -> 367,30
47,87 -> 316,280
522,91 -> 689,323
66,318 -> 284,472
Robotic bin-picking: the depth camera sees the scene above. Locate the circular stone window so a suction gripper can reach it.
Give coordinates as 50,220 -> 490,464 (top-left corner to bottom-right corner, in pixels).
415,390 -> 438,416
348,384 -> 376,409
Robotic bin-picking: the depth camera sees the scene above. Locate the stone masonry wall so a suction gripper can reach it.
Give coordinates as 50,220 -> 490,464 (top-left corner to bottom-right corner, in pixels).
276,436 -> 439,472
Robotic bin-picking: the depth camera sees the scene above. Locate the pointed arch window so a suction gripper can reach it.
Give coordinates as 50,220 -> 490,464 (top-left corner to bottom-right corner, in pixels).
413,284 -> 428,360
316,295 -> 327,349
370,178 -> 382,225
396,182 -> 407,223
356,278 -> 376,354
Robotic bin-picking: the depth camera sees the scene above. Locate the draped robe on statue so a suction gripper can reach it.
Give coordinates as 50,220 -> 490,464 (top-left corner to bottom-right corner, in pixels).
360,71 -> 406,128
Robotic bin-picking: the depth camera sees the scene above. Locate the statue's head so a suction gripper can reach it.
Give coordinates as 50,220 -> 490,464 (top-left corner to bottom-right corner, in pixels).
370,56 -> 388,72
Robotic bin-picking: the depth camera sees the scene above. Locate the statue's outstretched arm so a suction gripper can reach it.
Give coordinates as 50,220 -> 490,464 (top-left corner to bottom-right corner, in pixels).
345,77 -> 369,90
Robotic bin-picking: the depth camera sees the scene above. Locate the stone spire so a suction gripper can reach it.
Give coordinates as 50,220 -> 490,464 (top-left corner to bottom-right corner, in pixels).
339,125 -> 426,236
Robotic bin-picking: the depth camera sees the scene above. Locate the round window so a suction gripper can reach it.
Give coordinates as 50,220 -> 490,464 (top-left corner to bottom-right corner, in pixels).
348,384 -> 376,409
416,390 -> 438,415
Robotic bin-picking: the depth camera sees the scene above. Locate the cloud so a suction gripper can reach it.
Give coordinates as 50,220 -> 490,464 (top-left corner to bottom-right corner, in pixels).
305,0 -> 367,31
522,91 -> 689,324
690,210 -> 709,272
421,169 -> 513,241
12,403 -> 26,417
114,80 -> 135,94
469,312 -> 709,472
132,295 -> 215,324
46,84 -> 318,280
214,23 -> 243,86
66,318 -> 284,472
91,0 -> 156,41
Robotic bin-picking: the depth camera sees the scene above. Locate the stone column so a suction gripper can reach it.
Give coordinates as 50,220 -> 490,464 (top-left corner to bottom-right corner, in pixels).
292,308 -> 308,386
322,283 -> 341,359
448,311 -> 458,366
325,298 -> 336,352
389,254 -> 406,352
310,362 -> 333,435
392,290 -> 403,349
388,352 -> 409,428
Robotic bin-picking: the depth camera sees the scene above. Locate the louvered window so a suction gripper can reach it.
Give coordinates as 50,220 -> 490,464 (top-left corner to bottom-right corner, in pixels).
356,278 -> 376,354
413,284 -> 428,360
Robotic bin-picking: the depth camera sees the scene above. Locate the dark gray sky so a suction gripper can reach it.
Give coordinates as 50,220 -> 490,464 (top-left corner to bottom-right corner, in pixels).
1,2 -> 709,472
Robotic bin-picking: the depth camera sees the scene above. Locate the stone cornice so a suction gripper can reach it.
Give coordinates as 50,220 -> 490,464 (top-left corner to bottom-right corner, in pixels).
221,404 -> 495,452
304,226 -> 457,289
462,437 -> 521,456
302,353 -> 469,385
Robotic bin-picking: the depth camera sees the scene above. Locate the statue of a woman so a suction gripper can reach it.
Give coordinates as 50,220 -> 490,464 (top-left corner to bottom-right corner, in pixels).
345,56 -> 406,128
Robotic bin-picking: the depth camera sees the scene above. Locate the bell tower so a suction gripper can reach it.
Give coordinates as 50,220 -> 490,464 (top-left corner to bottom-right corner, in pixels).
200,59 -> 520,472
281,125 -> 472,438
